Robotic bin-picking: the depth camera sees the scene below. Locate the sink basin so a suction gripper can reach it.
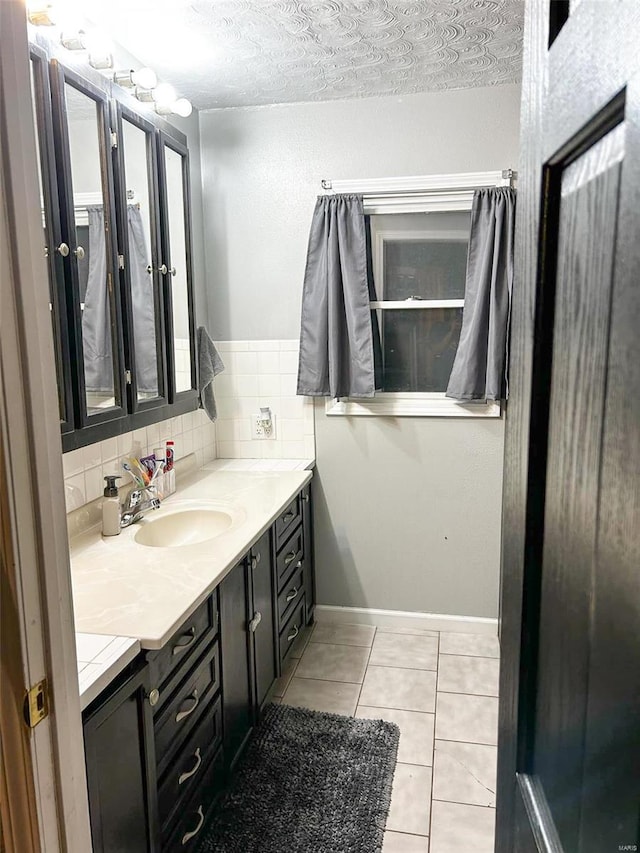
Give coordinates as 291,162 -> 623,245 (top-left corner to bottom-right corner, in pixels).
134,508 -> 233,548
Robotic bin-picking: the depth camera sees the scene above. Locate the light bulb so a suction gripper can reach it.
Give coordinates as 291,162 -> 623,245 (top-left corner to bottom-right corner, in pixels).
153,83 -> 176,107
131,67 -> 157,90
172,98 -> 193,118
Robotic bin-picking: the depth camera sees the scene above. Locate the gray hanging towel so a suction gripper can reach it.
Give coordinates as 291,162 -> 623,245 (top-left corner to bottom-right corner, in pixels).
297,194 -> 377,398
446,187 -> 516,401
197,326 -> 225,421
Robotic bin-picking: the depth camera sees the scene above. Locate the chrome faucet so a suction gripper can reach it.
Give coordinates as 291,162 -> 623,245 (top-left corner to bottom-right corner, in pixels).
120,487 -> 161,529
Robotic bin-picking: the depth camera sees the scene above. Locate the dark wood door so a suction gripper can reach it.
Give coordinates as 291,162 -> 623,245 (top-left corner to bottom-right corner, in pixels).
83,660 -> 158,853
498,4 -> 640,852
249,530 -> 276,711
219,559 -> 253,773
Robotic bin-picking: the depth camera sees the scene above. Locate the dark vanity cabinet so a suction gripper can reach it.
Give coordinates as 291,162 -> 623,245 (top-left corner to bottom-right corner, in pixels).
83,481 -> 313,851
27,43 -> 199,451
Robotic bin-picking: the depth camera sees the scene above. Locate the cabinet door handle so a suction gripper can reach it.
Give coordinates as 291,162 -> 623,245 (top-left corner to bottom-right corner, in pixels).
181,806 -> 204,845
73,245 -> 85,260
178,747 -> 202,785
169,266 -> 177,276
284,551 -> 297,567
159,263 -> 168,275
287,624 -> 299,643
248,611 -> 262,633
286,587 -> 298,603
56,242 -> 70,257
175,689 -> 199,723
282,512 -> 295,524
172,626 -> 196,655
302,493 -> 310,502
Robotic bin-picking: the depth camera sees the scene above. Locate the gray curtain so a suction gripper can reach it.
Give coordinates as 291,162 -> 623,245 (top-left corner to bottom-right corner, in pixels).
446,187 -> 516,401
127,205 -> 158,395
297,194 -> 377,398
83,206 -> 112,392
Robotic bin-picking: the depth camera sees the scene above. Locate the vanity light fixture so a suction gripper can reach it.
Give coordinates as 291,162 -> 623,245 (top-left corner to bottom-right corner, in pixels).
27,1 -> 57,26
89,51 -> 113,70
114,67 -> 158,91
171,98 -> 193,118
152,82 -> 177,115
59,28 -> 86,50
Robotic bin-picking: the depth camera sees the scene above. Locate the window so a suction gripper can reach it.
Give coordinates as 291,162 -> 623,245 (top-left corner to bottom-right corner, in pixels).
323,171 -> 505,418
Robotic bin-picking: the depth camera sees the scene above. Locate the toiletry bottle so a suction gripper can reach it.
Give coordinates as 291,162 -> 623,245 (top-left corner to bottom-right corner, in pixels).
102,475 -> 122,537
165,440 -> 175,495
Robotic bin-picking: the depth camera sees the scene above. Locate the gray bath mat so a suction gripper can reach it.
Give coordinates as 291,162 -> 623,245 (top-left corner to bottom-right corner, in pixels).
196,703 -> 400,853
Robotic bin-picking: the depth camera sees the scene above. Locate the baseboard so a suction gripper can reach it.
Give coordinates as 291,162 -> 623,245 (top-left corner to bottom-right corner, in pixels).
314,604 -> 498,635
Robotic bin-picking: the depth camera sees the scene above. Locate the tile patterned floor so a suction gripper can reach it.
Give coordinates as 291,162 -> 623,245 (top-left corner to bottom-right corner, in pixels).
273,622 -> 499,853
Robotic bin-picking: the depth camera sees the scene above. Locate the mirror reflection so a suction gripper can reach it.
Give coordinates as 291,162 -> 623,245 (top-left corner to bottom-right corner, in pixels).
30,58 -> 66,422
121,118 -> 160,400
65,82 -> 118,415
164,147 -> 192,393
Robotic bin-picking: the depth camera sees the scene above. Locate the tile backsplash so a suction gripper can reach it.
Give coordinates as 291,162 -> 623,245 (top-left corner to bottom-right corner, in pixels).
214,340 -> 315,461
63,409 -> 217,512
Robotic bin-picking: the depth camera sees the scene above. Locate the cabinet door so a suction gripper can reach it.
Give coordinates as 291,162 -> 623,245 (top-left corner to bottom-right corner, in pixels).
301,483 -> 315,625
28,44 -> 74,434
157,132 -> 197,405
83,660 -> 158,853
249,530 -> 276,712
113,101 -> 167,414
50,62 -> 127,429
219,560 -> 252,772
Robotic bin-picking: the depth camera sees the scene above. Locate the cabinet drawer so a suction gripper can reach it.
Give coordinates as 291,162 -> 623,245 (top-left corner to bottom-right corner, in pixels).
162,746 -> 224,851
274,494 -> 302,550
279,596 -> 306,668
155,642 -> 220,777
148,593 -> 218,703
277,563 -> 304,626
275,525 -> 304,593
158,694 -> 222,831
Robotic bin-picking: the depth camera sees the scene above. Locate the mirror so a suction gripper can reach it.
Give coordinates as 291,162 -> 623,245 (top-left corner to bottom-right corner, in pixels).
29,56 -> 68,424
64,81 -> 120,415
164,146 -> 193,393
121,117 -> 162,401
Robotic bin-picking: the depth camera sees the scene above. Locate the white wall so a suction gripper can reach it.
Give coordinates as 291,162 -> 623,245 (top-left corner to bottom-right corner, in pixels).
199,84 -> 520,618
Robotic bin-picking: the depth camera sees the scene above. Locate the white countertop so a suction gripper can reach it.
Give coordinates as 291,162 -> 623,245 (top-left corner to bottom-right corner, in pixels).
76,632 -> 140,711
70,462 -> 312,651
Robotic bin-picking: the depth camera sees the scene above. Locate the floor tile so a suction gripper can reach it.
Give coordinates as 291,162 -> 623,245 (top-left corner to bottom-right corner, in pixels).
357,706 -> 434,766
369,633 -> 438,671
383,831 -> 430,852
289,624 -> 314,659
282,677 -> 360,716
311,622 -> 376,647
271,655 -> 298,698
359,666 -> 436,713
437,655 -> 499,697
433,740 -> 497,807
295,642 -> 369,683
438,632 -> 499,658
378,627 -> 439,637
387,764 -> 432,836
435,693 -> 498,745
430,800 -> 495,853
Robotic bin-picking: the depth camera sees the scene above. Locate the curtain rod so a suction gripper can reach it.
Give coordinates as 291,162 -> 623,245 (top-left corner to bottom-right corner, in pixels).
320,169 -> 517,193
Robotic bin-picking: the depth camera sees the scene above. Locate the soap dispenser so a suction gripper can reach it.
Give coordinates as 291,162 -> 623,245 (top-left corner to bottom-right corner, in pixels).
102,475 -> 122,537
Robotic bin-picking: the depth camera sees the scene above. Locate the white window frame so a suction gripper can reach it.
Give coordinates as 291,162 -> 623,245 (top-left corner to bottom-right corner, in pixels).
322,170 -> 509,418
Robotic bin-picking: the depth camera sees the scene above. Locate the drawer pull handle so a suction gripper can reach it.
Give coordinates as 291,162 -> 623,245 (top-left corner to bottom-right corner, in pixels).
284,551 -> 297,566
302,493 -> 310,503
172,626 -> 196,655
286,587 -> 298,603
181,806 -> 204,845
249,611 -> 262,633
287,624 -> 299,643
178,747 -> 202,785
282,512 -> 295,524
175,689 -> 199,723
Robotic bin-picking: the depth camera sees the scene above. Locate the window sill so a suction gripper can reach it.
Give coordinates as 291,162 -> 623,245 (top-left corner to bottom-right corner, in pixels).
324,393 -> 502,418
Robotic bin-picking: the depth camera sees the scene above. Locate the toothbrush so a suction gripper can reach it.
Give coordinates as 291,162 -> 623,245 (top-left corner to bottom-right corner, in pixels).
122,461 -> 145,488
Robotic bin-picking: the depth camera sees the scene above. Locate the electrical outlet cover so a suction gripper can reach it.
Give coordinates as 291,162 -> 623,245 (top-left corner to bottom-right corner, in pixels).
250,413 -> 276,439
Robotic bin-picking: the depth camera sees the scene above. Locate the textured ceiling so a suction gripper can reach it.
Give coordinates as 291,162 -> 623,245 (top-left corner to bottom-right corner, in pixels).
84,0 -> 524,110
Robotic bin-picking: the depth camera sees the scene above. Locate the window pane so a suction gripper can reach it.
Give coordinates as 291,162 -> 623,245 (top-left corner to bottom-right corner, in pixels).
370,211 -> 470,300
381,308 -> 463,392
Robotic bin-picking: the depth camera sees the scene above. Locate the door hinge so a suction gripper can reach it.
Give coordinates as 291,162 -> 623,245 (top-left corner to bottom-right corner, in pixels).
110,131 -> 118,149
118,254 -> 125,269
125,369 -> 132,385
23,679 -> 49,728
